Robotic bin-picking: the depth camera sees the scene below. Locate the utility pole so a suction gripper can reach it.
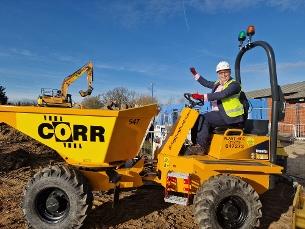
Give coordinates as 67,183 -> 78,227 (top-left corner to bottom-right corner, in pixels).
296,103 -> 300,138
151,82 -> 154,100
150,82 -> 155,155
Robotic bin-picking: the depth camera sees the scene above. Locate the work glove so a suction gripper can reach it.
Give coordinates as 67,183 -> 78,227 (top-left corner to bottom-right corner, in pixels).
190,67 -> 197,75
191,93 -> 204,100
191,93 -> 208,101
190,67 -> 200,80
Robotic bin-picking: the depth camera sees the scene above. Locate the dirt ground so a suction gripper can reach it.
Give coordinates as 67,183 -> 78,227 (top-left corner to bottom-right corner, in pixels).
0,124 -> 304,229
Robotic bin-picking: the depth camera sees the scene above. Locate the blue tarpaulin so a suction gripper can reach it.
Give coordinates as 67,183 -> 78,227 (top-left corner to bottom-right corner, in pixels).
156,98 -> 268,125
248,98 -> 268,120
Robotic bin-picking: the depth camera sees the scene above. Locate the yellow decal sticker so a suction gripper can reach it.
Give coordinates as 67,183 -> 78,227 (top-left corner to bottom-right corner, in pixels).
224,136 -> 245,149
164,156 -> 170,168
246,137 -> 255,147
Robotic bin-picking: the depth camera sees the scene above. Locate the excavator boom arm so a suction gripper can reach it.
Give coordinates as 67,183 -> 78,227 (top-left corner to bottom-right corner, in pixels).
60,62 -> 93,98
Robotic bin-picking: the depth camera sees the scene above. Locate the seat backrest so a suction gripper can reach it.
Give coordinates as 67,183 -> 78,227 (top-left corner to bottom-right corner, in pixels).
244,119 -> 269,136
239,91 -> 249,122
213,123 -> 244,134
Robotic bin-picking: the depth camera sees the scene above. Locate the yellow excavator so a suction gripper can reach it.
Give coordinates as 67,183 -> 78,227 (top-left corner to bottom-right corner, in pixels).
37,62 -> 93,108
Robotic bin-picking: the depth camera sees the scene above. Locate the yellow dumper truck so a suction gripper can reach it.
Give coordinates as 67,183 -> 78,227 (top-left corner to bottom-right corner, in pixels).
0,26 -> 304,229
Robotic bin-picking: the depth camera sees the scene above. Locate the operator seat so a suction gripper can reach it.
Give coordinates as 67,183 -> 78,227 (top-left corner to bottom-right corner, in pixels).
212,123 -> 244,134
213,119 -> 269,136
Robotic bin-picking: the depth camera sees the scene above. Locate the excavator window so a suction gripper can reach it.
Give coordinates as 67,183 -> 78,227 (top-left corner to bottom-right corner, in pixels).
41,88 -> 53,97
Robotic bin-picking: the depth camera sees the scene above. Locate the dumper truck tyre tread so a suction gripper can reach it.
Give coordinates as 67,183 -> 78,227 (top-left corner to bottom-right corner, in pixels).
22,164 -> 93,229
194,174 -> 262,229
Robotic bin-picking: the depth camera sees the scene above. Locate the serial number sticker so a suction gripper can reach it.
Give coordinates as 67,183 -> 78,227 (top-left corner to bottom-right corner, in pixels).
225,140 -> 245,149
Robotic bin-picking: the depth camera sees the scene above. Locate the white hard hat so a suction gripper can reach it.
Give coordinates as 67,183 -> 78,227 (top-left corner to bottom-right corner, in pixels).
216,61 -> 230,72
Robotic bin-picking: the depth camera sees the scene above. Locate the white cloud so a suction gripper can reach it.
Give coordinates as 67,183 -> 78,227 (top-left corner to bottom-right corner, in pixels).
0,51 -> 12,57
0,47 -> 84,64
241,63 -> 268,73
95,61 -> 169,75
190,0 -> 305,13
189,0 -> 260,13
97,0 -> 183,27
239,61 -> 305,74
97,0 -> 305,27
10,48 -> 35,57
95,62 -> 148,73
51,54 -> 77,63
0,48 -> 36,58
0,67 -> 63,81
267,0 -> 305,11
277,61 -> 305,70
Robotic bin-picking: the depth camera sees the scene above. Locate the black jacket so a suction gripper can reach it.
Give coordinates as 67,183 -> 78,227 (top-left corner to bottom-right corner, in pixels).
197,76 -> 246,124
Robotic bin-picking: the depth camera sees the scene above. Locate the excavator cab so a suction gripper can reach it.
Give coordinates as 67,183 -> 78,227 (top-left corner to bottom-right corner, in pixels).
40,89 -> 62,98
38,62 -> 93,108
38,88 -> 73,108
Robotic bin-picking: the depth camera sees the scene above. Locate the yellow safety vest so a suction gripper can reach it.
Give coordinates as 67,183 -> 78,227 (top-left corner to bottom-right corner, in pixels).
37,97 -> 43,106
217,80 -> 244,118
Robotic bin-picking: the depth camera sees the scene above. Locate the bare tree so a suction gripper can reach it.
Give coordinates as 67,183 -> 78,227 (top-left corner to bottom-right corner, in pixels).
133,94 -> 158,106
81,87 -> 159,109
100,87 -> 136,107
15,99 -> 36,106
0,86 -> 8,105
81,95 -> 104,109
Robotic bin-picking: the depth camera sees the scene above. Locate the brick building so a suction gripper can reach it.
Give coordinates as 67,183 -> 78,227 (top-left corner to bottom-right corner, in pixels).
247,81 -> 305,138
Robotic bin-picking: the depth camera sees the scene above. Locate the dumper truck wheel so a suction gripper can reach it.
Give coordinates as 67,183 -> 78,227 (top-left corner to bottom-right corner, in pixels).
22,165 -> 93,229
194,174 -> 262,229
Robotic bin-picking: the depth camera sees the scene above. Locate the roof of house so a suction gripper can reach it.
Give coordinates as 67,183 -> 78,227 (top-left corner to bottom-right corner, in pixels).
246,81 -> 305,99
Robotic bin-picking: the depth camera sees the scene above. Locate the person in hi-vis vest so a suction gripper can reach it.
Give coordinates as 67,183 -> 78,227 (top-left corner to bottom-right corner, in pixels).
187,61 -> 248,155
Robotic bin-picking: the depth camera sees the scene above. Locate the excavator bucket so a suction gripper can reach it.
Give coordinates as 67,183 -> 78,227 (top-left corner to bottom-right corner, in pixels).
79,86 -> 93,97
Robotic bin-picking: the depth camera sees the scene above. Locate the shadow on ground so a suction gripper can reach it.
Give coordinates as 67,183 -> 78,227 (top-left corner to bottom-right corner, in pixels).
84,186 -> 174,228
260,182 -> 295,229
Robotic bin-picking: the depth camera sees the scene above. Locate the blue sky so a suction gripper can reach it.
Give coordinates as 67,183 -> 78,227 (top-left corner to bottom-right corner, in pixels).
1,0 -> 305,104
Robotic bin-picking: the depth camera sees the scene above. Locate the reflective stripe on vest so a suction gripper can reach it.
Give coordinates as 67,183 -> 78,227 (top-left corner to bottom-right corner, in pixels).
215,79 -> 244,117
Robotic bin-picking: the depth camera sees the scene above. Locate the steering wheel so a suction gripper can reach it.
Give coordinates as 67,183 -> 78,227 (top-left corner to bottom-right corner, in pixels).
184,93 -> 205,108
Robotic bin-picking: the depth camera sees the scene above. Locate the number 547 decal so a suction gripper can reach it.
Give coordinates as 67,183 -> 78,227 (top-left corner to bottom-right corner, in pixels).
129,118 -> 140,125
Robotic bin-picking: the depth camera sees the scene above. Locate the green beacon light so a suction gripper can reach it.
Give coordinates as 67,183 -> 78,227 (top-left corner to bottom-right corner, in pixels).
238,31 -> 246,49
238,31 -> 246,41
